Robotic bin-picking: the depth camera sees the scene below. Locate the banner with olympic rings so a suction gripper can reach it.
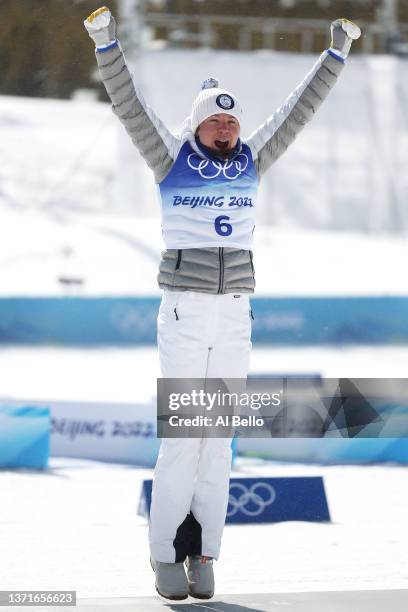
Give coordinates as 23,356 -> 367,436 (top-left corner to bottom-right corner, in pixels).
1,296 -> 408,345
138,476 -> 330,524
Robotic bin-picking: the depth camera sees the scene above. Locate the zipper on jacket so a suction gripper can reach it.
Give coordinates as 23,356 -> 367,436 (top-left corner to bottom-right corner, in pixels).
174,307 -> 179,320
218,247 -> 225,294
249,250 -> 254,274
175,249 -> 182,270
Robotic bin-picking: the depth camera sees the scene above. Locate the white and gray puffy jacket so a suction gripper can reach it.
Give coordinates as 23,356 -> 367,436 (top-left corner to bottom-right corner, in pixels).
95,42 -> 344,294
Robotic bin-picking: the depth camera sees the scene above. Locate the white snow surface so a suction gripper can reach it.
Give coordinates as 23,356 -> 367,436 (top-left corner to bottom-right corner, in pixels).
1,345 -> 408,404
1,457 -> 407,598
2,346 -> 407,598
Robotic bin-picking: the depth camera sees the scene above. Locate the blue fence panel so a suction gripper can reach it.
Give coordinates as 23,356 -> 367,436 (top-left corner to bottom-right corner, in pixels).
0,406 -> 50,469
1,296 -> 408,345
138,476 -> 330,524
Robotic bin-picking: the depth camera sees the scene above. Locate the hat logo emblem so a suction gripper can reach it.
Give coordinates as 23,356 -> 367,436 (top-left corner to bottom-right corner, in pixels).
216,94 -> 234,110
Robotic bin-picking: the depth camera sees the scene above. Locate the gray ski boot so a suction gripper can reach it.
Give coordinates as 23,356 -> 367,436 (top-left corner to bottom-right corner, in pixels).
150,557 -> 188,600
185,555 -> 215,599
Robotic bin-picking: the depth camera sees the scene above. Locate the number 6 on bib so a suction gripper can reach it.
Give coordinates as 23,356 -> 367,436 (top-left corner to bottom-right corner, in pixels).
215,215 -> 233,236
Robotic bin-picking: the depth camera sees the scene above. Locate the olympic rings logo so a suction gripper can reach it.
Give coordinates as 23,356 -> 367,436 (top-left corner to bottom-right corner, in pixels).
187,153 -> 249,181
227,482 -> 276,517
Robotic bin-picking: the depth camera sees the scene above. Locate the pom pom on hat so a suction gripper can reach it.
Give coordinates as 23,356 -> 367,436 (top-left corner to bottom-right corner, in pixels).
191,77 -> 243,133
201,77 -> 219,90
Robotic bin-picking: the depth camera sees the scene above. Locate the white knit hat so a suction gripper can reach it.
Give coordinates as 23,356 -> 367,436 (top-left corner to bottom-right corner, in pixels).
191,77 -> 243,134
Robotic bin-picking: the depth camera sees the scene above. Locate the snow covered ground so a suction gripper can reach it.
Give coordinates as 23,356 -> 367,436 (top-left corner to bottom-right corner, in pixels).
1,457 -> 407,599
1,345 -> 408,404
1,346 -> 407,598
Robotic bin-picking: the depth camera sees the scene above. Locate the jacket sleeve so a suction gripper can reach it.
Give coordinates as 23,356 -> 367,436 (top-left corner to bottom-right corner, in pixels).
244,50 -> 345,177
95,41 -> 181,183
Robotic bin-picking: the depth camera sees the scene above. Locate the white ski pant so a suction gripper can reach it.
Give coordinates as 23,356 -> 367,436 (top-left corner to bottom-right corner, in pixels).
149,290 -> 252,563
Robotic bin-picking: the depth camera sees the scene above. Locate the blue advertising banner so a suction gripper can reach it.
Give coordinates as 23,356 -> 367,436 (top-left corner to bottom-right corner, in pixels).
138,476 -> 330,524
0,406 -> 50,469
0,296 -> 408,345
250,296 -> 408,344
0,297 -> 158,345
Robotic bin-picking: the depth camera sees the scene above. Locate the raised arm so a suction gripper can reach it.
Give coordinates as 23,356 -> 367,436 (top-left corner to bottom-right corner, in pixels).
245,19 -> 361,177
84,7 -> 181,183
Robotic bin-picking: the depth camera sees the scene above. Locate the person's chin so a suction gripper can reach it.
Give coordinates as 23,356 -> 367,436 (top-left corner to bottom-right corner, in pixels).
212,141 -> 233,158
